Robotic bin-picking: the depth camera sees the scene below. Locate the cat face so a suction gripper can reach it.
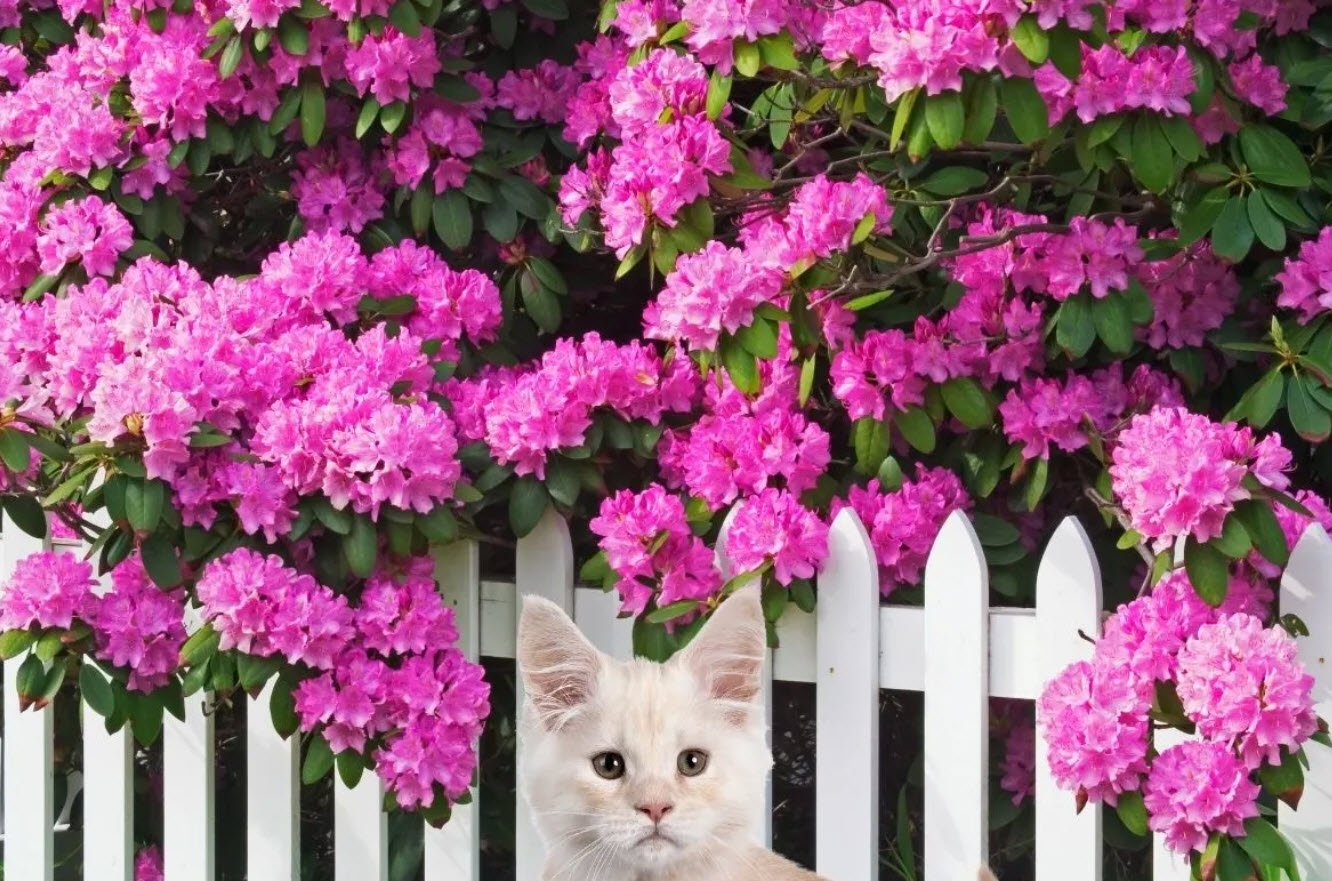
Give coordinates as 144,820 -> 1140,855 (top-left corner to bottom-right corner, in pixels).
517,586 -> 770,879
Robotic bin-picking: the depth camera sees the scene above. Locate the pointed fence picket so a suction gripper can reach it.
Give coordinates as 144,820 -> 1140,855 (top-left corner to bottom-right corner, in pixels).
4,510 -> 1332,881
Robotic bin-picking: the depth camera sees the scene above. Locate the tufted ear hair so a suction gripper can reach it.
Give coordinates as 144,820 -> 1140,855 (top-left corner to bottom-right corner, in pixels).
517,596 -> 602,731
672,583 -> 766,710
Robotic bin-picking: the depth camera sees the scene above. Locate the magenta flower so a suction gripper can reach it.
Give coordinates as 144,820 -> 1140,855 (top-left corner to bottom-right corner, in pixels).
36,196 -> 133,278
724,488 -> 829,585
0,550 -> 96,632
1176,614 -> 1317,768
1142,741 -> 1260,855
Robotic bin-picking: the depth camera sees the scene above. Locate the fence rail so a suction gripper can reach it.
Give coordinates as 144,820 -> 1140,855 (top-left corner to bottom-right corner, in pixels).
2,506 -> 1331,881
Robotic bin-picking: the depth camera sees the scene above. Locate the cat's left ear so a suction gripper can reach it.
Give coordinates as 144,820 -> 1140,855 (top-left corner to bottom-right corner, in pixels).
673,583 -> 766,708
518,596 -> 603,731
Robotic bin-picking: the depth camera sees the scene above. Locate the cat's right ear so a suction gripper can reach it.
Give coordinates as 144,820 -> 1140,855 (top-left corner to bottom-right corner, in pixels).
517,596 -> 602,731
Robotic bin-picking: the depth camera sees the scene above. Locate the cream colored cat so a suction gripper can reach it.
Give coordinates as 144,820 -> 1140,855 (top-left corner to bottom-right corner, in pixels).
517,583 -> 998,881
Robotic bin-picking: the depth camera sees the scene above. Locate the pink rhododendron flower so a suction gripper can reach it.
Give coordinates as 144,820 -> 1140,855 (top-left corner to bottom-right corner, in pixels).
1110,407 -> 1291,549
839,466 -> 970,593
1276,227 -> 1332,322
644,241 -> 786,351
134,845 -> 164,881
1176,614 -> 1317,768
590,485 -> 722,615
37,196 -> 133,278
724,488 -> 829,585
1037,658 -> 1151,805
88,555 -> 187,692
1228,55 -> 1288,113
1142,741 -> 1260,854
1137,239 -> 1239,349
0,550 -> 96,631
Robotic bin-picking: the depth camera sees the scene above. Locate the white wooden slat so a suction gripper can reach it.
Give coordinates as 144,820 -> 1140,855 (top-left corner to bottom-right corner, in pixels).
2,524 -> 54,881
923,510 -> 988,881
573,585 -> 632,661
164,690 -> 215,881
715,506 -> 773,848
334,773 -> 388,881
1034,517 -> 1102,881
513,507 -> 574,881
425,539 -> 482,881
1150,728 -> 1191,881
815,507 -> 880,881
83,709 -> 133,881
246,682 -> 298,881
771,606 -> 815,684
1280,524 -> 1332,881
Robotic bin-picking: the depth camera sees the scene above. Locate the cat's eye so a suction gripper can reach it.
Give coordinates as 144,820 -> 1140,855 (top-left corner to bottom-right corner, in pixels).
591,751 -> 625,780
677,749 -> 708,777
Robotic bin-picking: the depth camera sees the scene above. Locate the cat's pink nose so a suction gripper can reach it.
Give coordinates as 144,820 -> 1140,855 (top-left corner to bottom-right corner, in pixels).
636,802 -> 673,824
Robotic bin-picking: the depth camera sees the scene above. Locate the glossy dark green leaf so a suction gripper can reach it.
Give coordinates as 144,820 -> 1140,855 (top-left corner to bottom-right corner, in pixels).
0,428 -> 31,473
1184,537 -> 1229,607
1288,374 -> 1331,442
299,79 -> 325,147
1130,115 -> 1174,194
894,406 -> 936,453
1247,190 -> 1287,251
4,495 -> 48,539
140,534 -> 183,588
940,377 -> 994,429
1056,295 -> 1096,357
1240,125 -> 1311,189
1000,77 -> 1049,144
343,515 -> 377,578
509,477 -> 550,538
80,663 -> 115,718
1210,195 -> 1254,262
925,91 -> 965,150
1092,293 -> 1134,354
302,734 -> 335,784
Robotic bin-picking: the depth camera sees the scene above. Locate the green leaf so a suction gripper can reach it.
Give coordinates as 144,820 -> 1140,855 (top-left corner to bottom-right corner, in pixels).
302,734 -> 335,784
1236,499 -> 1289,567
632,616 -> 675,662
522,274 -> 562,333
509,477 -> 550,538
999,77 -> 1049,144
1056,295 -> 1096,357
313,497 -> 352,534
1226,369 -> 1285,428
925,91 -> 965,150
1024,457 -> 1049,511
140,534 -> 183,588
734,40 -> 761,78
894,406 -> 936,453
409,184 -> 433,237
343,515 -> 377,578
1184,537 -> 1229,607
971,512 -> 1020,547
1247,190 -> 1287,251
646,600 -> 700,624
940,377 -> 993,429
1092,293 -> 1134,354
379,101 -> 406,134
179,623 -> 220,667
498,176 -> 550,220
1130,114 -> 1174,194
300,79 -> 325,147
3,495 -> 47,539
721,336 -> 760,394
877,455 -> 905,492
1211,195 -> 1254,262
1240,125 -> 1311,189
918,166 -> 988,196
388,0 -> 421,34
482,200 -> 518,243
1116,529 -> 1143,551
432,189 -> 472,251
337,750 -> 365,789
756,32 -> 799,71
1115,790 -> 1149,837
80,663 -> 116,718
125,479 -> 165,533
1238,817 -> 1295,874
962,77 -> 998,144
270,671 -> 300,738
218,34 -> 245,78
1258,749 -> 1304,809
0,629 -> 35,661
417,506 -> 458,544
0,428 -> 31,473
1159,114 -> 1203,162
853,417 -> 891,476
278,16 -> 308,54
798,355 -> 816,406
736,318 -> 778,359
1288,374 -> 1331,442
1214,514 -> 1253,558
128,692 -> 164,747
706,72 -> 731,120
237,654 -> 282,690
1216,838 -> 1256,881
1011,15 -> 1049,62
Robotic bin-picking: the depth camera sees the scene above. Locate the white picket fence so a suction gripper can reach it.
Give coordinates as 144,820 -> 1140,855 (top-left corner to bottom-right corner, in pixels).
2,506 -> 1331,881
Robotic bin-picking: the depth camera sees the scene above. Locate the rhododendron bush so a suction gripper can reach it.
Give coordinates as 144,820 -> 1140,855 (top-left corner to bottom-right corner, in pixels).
2,0 -> 1332,870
